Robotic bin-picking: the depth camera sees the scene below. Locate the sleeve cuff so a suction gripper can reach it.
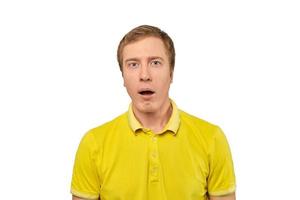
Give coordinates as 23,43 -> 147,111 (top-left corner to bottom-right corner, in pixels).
71,188 -> 99,200
208,185 -> 236,196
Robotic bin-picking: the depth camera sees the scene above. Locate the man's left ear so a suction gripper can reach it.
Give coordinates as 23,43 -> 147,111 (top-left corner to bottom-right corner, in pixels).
170,71 -> 174,83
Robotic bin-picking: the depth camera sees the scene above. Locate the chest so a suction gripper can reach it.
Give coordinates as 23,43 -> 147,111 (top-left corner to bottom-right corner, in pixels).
98,132 -> 209,200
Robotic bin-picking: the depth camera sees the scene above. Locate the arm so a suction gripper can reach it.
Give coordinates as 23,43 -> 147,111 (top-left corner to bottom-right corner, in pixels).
208,127 -> 236,200
71,132 -> 101,200
72,195 -> 84,200
209,192 -> 236,200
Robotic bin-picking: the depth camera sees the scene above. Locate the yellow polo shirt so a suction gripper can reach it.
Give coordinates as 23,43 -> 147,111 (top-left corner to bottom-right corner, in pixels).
71,100 -> 236,200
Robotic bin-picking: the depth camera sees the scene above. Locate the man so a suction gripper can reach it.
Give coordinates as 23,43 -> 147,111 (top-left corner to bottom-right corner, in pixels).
71,25 -> 236,200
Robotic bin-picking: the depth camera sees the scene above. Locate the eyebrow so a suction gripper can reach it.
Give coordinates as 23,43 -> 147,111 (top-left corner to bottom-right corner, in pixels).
148,56 -> 164,61
124,56 -> 164,63
124,58 -> 139,63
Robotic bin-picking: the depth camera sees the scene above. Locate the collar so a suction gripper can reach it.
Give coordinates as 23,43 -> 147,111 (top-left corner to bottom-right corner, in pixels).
128,99 -> 180,135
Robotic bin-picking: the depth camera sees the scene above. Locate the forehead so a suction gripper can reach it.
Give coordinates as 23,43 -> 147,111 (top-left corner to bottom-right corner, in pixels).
122,37 -> 168,60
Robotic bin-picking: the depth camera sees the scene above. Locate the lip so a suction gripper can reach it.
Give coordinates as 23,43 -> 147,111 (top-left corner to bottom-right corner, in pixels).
138,88 -> 155,99
138,88 -> 155,93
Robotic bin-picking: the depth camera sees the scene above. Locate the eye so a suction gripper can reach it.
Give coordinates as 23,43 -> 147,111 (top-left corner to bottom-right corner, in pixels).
127,62 -> 139,68
150,60 -> 162,67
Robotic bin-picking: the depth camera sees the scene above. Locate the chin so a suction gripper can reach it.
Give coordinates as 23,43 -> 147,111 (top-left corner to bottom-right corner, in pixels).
135,101 -> 156,113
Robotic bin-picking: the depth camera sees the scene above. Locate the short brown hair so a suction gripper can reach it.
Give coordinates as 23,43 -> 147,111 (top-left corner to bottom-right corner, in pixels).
117,25 -> 175,73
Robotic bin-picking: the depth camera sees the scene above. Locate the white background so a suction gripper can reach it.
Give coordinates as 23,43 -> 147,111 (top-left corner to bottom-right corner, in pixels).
0,0 -> 299,199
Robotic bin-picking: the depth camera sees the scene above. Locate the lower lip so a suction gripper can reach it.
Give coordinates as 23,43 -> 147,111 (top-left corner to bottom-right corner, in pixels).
139,93 -> 155,100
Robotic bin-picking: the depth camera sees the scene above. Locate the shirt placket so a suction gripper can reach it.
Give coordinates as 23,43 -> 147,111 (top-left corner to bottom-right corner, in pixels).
149,133 -> 159,182
143,129 -> 168,200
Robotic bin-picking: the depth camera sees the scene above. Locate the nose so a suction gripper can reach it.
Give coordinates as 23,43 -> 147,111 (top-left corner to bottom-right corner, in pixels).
139,64 -> 152,82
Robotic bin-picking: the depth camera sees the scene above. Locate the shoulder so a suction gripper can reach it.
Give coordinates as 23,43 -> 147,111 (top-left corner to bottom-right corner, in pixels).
178,110 -> 231,158
179,110 -> 219,131
82,112 -> 128,143
179,109 -> 224,141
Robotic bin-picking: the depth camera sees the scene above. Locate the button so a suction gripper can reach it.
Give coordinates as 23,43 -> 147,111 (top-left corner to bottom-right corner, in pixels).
151,166 -> 158,173
152,152 -> 157,158
152,137 -> 157,142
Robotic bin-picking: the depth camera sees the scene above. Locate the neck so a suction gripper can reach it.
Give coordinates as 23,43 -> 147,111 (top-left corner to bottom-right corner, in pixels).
133,99 -> 172,133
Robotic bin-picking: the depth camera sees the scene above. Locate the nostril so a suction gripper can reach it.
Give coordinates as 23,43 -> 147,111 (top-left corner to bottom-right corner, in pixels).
140,77 -> 151,81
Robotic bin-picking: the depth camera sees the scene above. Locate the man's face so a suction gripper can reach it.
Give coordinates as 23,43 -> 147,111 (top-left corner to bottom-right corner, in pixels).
122,36 -> 173,114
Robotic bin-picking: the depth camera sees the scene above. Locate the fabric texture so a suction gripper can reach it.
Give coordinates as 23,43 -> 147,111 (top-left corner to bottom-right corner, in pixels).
71,100 -> 236,200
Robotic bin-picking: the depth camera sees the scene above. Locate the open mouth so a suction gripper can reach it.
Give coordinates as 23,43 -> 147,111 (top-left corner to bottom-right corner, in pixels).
138,89 -> 155,96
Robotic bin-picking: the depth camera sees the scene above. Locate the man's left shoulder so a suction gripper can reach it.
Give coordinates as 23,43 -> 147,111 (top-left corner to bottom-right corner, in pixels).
179,110 -> 219,129
179,109 -> 223,138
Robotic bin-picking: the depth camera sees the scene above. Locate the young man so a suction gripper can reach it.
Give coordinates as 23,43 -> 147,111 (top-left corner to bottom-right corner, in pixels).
71,25 -> 236,200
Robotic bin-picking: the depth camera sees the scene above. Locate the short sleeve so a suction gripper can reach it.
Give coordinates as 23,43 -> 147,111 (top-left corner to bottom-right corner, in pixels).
207,126 -> 236,196
71,131 -> 101,199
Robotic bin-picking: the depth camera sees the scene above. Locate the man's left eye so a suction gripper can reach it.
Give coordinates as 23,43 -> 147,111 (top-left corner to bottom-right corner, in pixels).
151,60 -> 161,66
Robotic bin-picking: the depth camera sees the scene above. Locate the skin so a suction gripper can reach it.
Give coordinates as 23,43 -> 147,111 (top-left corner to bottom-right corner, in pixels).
210,193 -> 236,200
72,196 -> 86,200
72,36 -> 235,200
122,36 -> 173,133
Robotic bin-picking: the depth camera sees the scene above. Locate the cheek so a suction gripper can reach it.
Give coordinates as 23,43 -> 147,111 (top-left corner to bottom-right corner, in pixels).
157,77 -> 172,91
123,73 -> 132,87
162,73 -> 172,84
123,77 -> 137,93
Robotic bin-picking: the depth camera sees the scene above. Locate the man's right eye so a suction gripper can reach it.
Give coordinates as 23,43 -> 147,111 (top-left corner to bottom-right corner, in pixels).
128,62 -> 139,68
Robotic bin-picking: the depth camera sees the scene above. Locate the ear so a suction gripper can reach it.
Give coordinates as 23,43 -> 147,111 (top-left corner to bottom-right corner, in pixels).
170,71 -> 174,83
